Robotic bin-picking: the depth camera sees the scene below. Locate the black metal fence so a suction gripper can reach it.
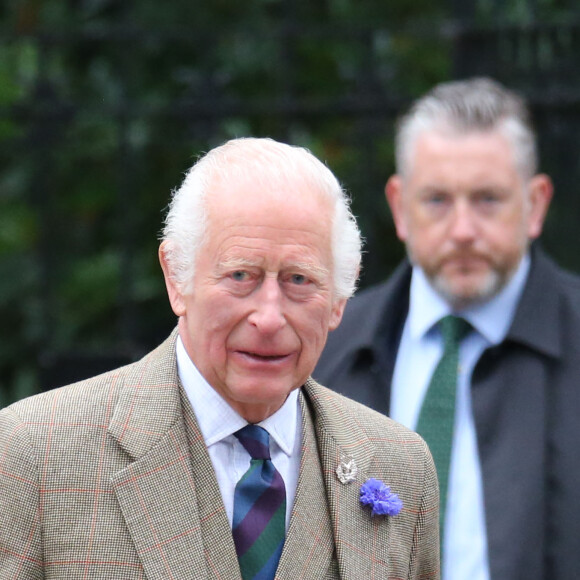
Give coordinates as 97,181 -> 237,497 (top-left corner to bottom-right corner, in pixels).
2,2 -> 580,405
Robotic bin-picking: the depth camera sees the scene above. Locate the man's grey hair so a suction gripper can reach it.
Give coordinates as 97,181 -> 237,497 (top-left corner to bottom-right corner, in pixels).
395,77 -> 538,179
162,137 -> 362,300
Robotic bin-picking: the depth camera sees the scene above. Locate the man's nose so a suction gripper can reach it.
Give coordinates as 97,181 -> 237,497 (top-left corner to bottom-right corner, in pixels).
247,276 -> 286,333
449,200 -> 478,242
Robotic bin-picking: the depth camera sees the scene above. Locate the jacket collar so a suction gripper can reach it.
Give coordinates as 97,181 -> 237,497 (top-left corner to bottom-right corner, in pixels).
351,246 -> 563,361
505,245 -> 563,359
108,328 -> 216,580
354,262 -> 411,352
108,328 -> 182,460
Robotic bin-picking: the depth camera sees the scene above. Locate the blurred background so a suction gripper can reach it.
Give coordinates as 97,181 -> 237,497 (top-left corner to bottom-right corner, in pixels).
1,0 -> 579,406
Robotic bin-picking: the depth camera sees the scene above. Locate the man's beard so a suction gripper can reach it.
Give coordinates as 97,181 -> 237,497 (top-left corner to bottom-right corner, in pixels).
406,246 -> 518,310
428,266 -> 507,310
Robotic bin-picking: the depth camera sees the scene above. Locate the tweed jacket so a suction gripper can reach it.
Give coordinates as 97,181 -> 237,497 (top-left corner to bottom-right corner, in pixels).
0,330 -> 439,579
314,246 -> 580,580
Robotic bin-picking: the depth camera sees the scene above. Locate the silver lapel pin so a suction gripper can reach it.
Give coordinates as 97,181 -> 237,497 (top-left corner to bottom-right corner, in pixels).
336,456 -> 358,484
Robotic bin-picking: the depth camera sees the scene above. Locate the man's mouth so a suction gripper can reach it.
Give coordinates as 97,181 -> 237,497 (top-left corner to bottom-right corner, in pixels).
235,349 -> 292,361
444,254 -> 488,270
245,352 -> 288,360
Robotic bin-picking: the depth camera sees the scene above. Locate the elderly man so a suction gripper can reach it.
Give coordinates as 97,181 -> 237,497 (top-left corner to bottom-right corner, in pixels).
315,78 -> 580,580
0,137 -> 439,579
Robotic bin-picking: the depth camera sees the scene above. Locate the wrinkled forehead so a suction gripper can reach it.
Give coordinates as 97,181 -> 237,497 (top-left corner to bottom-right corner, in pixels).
202,174 -> 336,273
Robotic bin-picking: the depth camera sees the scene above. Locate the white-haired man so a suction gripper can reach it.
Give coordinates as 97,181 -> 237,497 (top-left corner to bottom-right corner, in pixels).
0,137 -> 439,579
315,78 -> 580,580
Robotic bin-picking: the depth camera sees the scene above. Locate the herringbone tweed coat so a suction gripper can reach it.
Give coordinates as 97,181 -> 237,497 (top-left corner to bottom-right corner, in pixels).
0,330 -> 439,579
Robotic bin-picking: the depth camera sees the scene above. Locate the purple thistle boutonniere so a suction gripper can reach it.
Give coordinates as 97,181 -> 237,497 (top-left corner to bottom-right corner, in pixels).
360,478 -> 403,517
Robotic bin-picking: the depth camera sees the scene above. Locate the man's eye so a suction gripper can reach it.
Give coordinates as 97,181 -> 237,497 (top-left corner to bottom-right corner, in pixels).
231,271 -> 249,282
427,194 -> 447,205
290,274 -> 308,285
478,194 -> 499,204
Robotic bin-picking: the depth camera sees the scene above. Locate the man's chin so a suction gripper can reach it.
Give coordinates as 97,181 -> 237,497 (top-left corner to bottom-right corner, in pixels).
430,271 -> 505,309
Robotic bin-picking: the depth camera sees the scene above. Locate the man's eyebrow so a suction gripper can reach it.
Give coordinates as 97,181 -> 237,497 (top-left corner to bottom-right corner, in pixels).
290,262 -> 330,279
418,186 -> 448,195
470,186 -> 509,195
218,257 -> 329,279
219,256 -> 263,270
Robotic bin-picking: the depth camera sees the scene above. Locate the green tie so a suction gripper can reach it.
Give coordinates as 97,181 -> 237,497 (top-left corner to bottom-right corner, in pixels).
415,315 -> 471,543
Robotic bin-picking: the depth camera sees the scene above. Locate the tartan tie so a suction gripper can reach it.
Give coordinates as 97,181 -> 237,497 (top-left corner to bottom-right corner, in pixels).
233,425 -> 286,580
415,315 -> 471,542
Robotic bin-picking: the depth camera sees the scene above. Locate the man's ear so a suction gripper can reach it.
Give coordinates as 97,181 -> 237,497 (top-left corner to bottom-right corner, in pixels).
328,298 -> 347,331
159,241 -> 186,317
385,175 -> 408,242
527,173 -> 553,240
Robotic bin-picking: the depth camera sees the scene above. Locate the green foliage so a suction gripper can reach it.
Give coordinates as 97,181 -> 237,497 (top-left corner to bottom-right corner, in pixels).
1,0 -> 578,406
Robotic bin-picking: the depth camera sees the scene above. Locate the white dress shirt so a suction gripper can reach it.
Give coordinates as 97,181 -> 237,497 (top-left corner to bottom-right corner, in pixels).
176,337 -> 302,531
390,254 -> 530,580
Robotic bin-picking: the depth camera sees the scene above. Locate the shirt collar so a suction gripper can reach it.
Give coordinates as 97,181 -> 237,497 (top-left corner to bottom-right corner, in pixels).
408,268 -> 451,340
409,253 -> 531,345
175,336 -> 299,457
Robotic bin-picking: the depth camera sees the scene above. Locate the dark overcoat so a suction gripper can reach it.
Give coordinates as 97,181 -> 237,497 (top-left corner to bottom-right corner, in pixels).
314,247 -> 580,580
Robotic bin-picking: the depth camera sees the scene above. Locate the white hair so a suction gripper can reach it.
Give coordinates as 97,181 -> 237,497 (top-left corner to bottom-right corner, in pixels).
396,77 -> 538,179
162,137 -> 362,299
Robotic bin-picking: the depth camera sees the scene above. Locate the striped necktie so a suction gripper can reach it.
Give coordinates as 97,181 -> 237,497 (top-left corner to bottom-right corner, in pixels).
233,424 -> 286,580
415,315 -> 471,542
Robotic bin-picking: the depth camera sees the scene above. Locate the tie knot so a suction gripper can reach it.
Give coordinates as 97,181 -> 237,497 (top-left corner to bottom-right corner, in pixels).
235,424 -> 271,460
439,315 -> 471,346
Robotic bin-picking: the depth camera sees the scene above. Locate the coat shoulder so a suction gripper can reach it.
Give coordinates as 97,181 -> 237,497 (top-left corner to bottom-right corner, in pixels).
332,280 -> 394,336
304,378 -> 428,450
317,263 -> 411,375
1,330 -> 178,427
2,362 -> 130,426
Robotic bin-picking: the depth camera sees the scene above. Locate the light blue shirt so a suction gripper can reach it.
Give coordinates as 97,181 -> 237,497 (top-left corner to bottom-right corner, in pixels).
390,254 -> 530,580
176,336 -> 302,531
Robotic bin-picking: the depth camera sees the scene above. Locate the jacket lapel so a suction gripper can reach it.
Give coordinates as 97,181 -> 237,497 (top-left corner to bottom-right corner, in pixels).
302,379 -> 396,579
108,331 -> 210,580
179,386 -> 242,580
276,392 -> 335,579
